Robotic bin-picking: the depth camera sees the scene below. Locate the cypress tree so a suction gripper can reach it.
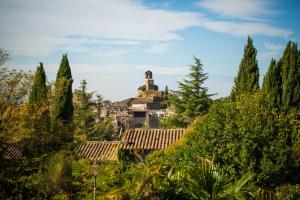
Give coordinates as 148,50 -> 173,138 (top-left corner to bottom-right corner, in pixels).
28,62 -> 48,112
280,41 -> 300,110
262,59 -> 282,108
171,57 -> 213,125
164,85 -> 169,101
27,63 -> 51,155
231,36 -> 259,100
52,54 -> 73,125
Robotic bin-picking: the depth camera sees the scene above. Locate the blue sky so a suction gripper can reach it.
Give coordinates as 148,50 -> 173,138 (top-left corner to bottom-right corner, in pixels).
1,0 -> 299,101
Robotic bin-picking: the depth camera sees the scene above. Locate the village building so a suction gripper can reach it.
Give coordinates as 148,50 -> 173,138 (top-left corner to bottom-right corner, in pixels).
108,70 -> 168,129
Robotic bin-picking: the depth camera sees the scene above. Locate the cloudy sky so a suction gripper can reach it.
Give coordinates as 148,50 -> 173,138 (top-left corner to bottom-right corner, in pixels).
1,0 -> 299,101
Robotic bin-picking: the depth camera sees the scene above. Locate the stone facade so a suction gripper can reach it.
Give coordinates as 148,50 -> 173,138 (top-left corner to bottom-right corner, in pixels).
109,70 -> 166,130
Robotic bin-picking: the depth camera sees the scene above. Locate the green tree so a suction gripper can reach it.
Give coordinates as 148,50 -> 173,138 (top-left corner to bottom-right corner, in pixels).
262,59 -> 282,108
0,68 -> 33,143
52,54 -> 73,125
74,80 -> 94,138
231,36 -> 259,100
26,63 -> 52,155
51,54 -> 73,143
164,85 -> 169,101
186,93 -> 298,188
280,41 -> 300,110
170,57 -> 213,126
88,94 -> 114,140
28,63 -> 48,113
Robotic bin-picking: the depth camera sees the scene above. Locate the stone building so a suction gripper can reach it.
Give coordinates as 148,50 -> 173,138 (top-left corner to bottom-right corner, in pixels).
110,70 -> 165,129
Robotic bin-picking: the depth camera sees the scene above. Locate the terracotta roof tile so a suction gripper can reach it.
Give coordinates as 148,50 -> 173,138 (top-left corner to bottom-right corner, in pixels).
121,128 -> 186,150
74,141 -> 121,162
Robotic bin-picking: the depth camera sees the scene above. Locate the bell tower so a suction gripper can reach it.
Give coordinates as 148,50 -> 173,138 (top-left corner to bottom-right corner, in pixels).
144,70 -> 154,90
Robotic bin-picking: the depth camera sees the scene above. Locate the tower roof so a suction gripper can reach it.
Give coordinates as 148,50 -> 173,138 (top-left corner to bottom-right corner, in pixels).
145,70 -> 152,79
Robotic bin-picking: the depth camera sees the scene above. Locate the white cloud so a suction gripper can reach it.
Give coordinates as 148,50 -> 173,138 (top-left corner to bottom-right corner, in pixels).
146,42 -> 172,54
196,0 -> 291,38
0,0 -> 292,57
0,0 -> 200,55
197,0 -> 274,20
258,42 -> 284,61
84,39 -> 141,46
264,42 -> 284,51
258,51 -> 279,61
199,20 -> 291,38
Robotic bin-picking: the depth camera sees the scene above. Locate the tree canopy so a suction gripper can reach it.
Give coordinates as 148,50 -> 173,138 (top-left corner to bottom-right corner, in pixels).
231,36 -> 259,100
28,63 -> 48,112
262,59 -> 282,108
170,57 -> 213,126
280,41 -> 300,110
52,54 -> 73,125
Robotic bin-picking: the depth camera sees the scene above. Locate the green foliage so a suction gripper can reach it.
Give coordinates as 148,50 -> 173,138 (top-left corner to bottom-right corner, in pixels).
88,117 -> 114,140
52,54 -> 73,127
159,86 -> 170,109
0,156 -> 47,199
275,184 -> 300,200
231,36 -> 259,100
73,80 -> 94,137
0,68 -> 33,144
163,85 -> 169,102
280,41 -> 300,110
26,63 -> 52,155
170,57 -> 213,126
73,80 -> 114,141
180,163 -> 255,200
186,93 -> 299,188
28,63 -> 48,112
104,91 -> 298,199
35,152 -> 73,195
262,59 -> 282,108
73,81 -> 114,141
262,41 -> 300,111
164,85 -> 169,99
160,115 -> 187,128
101,154 -> 255,200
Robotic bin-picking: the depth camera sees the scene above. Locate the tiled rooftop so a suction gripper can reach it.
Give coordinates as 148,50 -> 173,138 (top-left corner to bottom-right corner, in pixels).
121,128 -> 186,150
74,141 -> 121,162
4,129 -> 187,162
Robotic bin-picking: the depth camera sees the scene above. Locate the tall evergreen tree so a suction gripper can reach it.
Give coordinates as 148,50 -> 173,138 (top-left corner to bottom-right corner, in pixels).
27,63 -> 51,155
171,57 -> 213,125
52,54 -> 73,125
73,80 -> 94,136
28,63 -> 48,112
163,85 -> 169,101
231,36 -> 259,100
262,59 -> 282,108
280,41 -> 300,110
